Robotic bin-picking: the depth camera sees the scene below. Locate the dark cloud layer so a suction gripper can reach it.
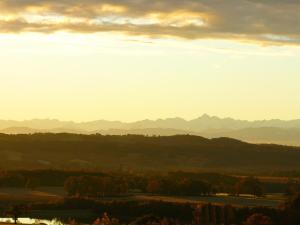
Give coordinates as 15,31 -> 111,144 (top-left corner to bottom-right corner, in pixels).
0,0 -> 299,45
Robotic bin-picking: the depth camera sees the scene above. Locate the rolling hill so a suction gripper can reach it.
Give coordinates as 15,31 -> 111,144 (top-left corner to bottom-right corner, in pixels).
0,133 -> 299,172
2,126 -> 300,146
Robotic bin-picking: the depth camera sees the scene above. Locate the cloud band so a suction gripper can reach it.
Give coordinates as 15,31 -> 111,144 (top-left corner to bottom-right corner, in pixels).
0,0 -> 299,45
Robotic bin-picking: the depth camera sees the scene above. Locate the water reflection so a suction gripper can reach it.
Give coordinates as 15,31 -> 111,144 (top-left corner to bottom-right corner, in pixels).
0,218 -> 66,225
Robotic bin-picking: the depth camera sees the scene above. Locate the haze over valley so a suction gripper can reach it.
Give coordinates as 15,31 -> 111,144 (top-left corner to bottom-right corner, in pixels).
2,114 -> 300,145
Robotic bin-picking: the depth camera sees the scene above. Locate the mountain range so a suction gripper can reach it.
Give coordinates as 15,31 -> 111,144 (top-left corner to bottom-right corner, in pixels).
1,114 -> 300,145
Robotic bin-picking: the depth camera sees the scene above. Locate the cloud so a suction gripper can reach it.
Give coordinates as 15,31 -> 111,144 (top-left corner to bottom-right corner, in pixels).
0,0 -> 299,45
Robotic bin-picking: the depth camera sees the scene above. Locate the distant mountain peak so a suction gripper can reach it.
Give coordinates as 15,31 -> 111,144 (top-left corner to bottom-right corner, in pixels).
199,113 -> 211,119
1,115 -> 300,132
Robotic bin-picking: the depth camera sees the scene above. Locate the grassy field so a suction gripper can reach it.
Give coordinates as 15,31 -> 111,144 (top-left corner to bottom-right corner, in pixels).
0,187 -> 64,203
135,194 -> 285,208
0,187 -> 286,208
237,175 -> 298,184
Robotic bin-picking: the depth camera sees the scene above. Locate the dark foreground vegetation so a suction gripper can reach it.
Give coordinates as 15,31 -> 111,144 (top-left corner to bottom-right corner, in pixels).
2,194 -> 300,225
0,170 -> 299,224
0,134 -> 300,171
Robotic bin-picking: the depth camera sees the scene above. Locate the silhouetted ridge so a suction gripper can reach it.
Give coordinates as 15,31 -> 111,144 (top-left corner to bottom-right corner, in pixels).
210,137 -> 248,146
0,133 -> 299,171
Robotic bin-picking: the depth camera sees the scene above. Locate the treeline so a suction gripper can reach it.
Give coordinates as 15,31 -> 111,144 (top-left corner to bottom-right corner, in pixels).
63,175 -> 214,197
0,170 -> 298,197
9,170 -> 247,196
0,170 -> 105,188
64,176 -> 129,197
63,174 -> 266,197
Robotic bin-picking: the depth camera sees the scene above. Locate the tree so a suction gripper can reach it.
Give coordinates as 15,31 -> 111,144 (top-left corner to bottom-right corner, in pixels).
64,176 -> 78,196
283,192 -> 300,225
234,180 -> 243,196
224,205 -> 235,225
93,213 -> 120,225
236,177 -> 264,197
192,205 -> 202,225
285,179 -> 300,197
5,205 -> 26,224
26,178 -> 39,190
202,204 -> 210,225
146,179 -> 161,193
245,213 -> 274,225
210,205 -> 217,225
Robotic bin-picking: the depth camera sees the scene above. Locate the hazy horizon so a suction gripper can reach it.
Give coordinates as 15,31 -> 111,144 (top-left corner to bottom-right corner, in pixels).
2,114 -> 300,124
1,37 -> 300,122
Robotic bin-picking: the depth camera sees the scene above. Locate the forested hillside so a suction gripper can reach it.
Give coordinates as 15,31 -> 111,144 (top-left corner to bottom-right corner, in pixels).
0,134 -> 299,171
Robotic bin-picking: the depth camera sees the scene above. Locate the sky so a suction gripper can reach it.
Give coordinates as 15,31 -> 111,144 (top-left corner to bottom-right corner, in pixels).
0,0 -> 300,122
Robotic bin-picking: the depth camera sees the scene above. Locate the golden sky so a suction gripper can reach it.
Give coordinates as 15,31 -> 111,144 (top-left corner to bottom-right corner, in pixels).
0,0 -> 299,121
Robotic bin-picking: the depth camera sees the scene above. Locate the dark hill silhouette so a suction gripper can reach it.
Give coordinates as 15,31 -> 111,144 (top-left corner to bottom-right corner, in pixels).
0,133 -> 299,172
3,126 -> 300,146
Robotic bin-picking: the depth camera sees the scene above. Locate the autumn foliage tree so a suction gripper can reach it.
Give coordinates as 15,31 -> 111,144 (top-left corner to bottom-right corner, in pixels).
283,192 -> 300,225
235,176 -> 264,197
245,213 -> 274,225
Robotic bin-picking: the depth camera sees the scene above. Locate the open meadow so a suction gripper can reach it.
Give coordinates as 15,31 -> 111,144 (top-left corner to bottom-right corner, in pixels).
0,187 -> 285,208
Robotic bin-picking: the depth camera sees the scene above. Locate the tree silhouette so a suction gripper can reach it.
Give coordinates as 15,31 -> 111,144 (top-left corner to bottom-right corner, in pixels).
5,205 -> 26,224
235,176 -> 264,197
245,213 -> 273,225
284,193 -> 300,224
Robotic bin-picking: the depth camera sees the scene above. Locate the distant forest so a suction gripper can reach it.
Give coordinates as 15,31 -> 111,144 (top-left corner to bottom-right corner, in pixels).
0,169 -> 298,196
0,134 -> 300,172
